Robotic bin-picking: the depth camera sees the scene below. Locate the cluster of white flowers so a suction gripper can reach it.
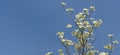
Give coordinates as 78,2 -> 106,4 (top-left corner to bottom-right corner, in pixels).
87,50 -> 99,55
77,22 -> 84,28
102,34 -> 119,53
56,32 -> 64,39
65,39 -> 74,45
75,12 -> 85,20
71,30 -> 80,38
72,29 -> 87,39
74,6 -> 102,31
85,24 -> 92,31
56,31 -> 74,46
83,31 -> 90,38
104,43 -> 114,50
92,19 -> 102,27
74,42 -> 81,50
99,52 -> 109,55
85,43 -> 94,49
61,39 -> 73,45
45,1 -> 119,55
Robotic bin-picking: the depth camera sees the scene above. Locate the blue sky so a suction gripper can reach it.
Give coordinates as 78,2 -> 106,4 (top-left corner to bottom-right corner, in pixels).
0,0 -> 120,55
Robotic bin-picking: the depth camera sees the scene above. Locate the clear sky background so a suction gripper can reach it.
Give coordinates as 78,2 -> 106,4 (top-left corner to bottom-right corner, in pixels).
0,0 -> 120,55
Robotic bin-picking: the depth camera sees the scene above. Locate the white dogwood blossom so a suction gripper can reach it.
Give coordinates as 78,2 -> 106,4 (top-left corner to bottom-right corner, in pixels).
98,19 -> 102,24
56,32 -> 64,39
66,8 -> 74,13
83,31 -> 90,38
113,40 -> 119,44
108,34 -> 113,38
86,51 -> 96,55
61,2 -> 66,6
75,12 -> 85,20
61,39 -> 74,46
74,43 -> 81,50
90,6 -> 95,11
83,8 -> 89,15
92,19 -> 102,27
104,44 -> 114,50
72,30 -> 78,36
99,52 -> 109,55
45,52 -> 53,55
58,49 -> 64,55
66,24 -> 72,28
83,21 -> 89,26
61,39 -> 66,43
65,39 -> 74,45
86,25 -> 92,31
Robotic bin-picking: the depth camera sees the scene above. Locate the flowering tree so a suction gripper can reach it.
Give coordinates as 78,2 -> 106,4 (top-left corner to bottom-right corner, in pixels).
45,1 -> 119,55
